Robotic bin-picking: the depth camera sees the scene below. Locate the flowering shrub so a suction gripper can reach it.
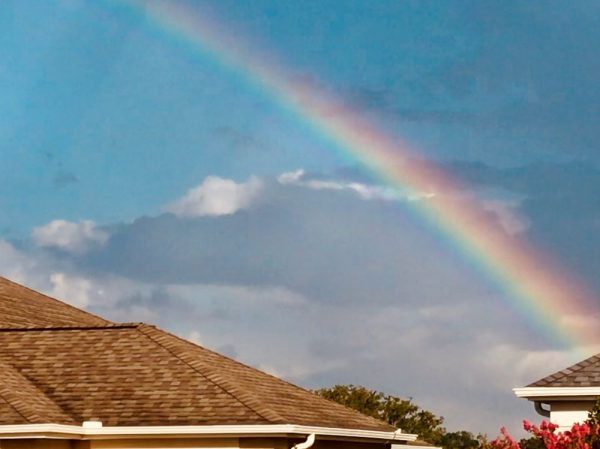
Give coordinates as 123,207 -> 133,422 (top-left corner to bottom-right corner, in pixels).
492,420 -> 600,449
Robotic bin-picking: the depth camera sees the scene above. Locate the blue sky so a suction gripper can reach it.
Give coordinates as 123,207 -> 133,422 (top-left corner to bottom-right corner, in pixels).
1,0 -> 600,435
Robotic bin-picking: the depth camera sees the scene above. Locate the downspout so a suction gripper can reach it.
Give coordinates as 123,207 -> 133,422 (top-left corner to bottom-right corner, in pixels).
534,401 -> 551,418
293,433 -> 316,449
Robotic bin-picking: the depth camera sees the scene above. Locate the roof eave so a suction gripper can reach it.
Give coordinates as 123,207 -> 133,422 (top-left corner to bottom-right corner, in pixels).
514,387 -> 600,401
0,424 -> 417,442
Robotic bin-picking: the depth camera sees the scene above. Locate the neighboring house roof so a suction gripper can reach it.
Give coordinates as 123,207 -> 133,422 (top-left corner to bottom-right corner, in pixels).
527,353 -> 600,388
0,276 -> 395,434
514,352 -> 600,402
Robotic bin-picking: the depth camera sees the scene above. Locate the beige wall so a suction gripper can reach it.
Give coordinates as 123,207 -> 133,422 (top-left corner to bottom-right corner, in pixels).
239,437 -> 287,449
310,441 -> 391,449
90,437 -> 239,449
0,438 -> 236,449
283,438 -> 391,449
0,440 -> 89,449
549,400 -> 594,431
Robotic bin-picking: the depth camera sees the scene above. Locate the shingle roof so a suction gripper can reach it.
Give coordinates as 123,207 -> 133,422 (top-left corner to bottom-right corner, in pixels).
0,277 -> 394,432
0,277 -> 109,327
527,353 -> 600,387
0,360 -> 76,424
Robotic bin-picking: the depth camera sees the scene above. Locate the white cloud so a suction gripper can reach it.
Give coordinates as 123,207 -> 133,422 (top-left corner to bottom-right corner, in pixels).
165,176 -> 263,218
187,330 -> 204,345
0,240 -> 42,285
480,343 -> 578,389
278,169 -> 435,202
277,169 -> 305,184
32,220 -> 108,254
0,241 -> 92,309
48,272 -> 92,309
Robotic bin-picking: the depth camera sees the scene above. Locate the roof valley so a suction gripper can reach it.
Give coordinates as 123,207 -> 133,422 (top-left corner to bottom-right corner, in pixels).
0,360 -> 75,424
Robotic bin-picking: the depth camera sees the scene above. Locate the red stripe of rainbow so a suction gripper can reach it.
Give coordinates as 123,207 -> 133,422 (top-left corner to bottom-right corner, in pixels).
112,0 -> 600,355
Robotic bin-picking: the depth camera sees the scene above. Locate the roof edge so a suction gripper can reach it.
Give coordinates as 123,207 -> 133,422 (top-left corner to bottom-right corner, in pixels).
0,423 -> 417,442
514,387 -> 600,400
0,323 -> 142,332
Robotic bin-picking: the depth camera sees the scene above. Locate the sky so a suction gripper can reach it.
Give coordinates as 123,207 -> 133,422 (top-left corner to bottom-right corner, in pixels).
1,0 -> 600,436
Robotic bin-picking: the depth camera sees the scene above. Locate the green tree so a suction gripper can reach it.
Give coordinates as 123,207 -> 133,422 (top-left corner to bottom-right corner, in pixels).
587,398 -> 600,449
587,398 -> 600,427
517,436 -> 545,449
438,431 -> 482,449
315,384 -> 484,449
315,385 -> 446,443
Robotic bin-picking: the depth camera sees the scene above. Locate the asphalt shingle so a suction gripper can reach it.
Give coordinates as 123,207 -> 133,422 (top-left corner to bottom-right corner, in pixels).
0,277 -> 395,432
527,354 -> 600,387
0,277 -> 108,327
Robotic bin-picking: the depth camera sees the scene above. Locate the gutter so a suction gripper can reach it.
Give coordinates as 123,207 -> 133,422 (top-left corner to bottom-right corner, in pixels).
514,387 -> 600,400
0,423 -> 417,442
534,402 -> 551,418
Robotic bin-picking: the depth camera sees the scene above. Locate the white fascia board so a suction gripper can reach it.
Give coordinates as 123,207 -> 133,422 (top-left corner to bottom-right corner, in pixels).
0,423 -> 417,442
514,387 -> 600,399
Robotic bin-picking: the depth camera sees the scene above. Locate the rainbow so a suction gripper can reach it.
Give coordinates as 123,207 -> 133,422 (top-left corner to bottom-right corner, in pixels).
109,0 -> 599,353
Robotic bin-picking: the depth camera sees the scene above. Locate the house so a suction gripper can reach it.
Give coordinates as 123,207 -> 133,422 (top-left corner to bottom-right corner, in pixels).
0,276 -> 416,448
514,353 -> 600,430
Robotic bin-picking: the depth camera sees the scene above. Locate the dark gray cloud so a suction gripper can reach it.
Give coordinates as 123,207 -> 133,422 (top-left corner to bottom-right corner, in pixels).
81,180 -> 496,309
213,126 -> 270,153
442,160 -> 600,292
340,1 -> 599,162
53,171 -> 79,188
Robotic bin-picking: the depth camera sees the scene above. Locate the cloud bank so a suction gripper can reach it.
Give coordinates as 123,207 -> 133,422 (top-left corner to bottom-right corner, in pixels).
3,167 -> 595,435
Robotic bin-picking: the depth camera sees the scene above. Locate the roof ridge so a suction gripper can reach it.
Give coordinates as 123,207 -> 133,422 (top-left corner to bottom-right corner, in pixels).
0,276 -> 110,325
0,360 -> 75,424
137,324 -> 285,424
0,323 -> 142,332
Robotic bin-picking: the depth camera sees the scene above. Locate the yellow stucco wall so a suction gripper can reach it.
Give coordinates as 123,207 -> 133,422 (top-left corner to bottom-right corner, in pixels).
0,440 -> 89,449
0,438 -> 237,449
239,437 -> 287,449
89,437 -> 239,449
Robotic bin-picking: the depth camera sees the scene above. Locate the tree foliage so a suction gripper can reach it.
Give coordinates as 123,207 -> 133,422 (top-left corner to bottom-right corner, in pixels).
439,431 -> 486,449
315,384 -> 483,449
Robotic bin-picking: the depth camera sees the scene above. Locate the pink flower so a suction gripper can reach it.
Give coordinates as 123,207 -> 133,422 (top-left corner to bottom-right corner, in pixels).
493,419 -> 600,449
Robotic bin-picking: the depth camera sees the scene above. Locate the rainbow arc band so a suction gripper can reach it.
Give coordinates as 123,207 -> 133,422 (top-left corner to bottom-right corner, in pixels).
106,0 -> 600,354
